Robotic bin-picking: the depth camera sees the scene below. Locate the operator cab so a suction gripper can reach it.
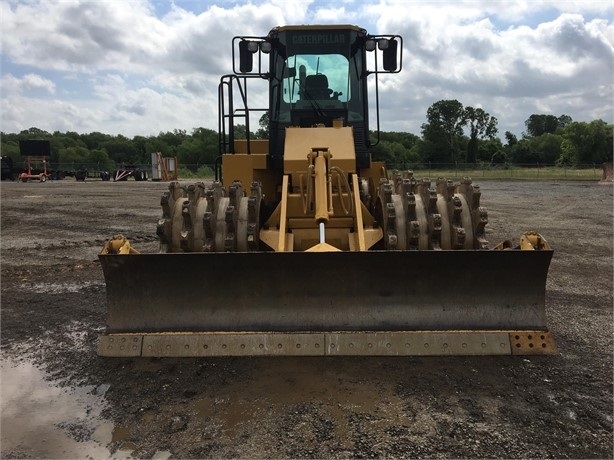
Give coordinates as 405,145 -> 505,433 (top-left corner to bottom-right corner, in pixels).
229,25 -> 401,169
268,26 -> 362,131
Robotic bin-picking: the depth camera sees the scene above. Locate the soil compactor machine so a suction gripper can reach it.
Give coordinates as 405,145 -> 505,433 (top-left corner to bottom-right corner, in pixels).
99,25 -> 556,357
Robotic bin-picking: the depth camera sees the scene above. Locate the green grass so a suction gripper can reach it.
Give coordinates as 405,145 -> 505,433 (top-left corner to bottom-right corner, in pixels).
173,164 -> 604,181
394,165 -> 603,181
177,165 -> 215,179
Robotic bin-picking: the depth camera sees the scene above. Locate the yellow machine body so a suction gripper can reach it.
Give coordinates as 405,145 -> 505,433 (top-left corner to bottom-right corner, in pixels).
98,25 -> 555,357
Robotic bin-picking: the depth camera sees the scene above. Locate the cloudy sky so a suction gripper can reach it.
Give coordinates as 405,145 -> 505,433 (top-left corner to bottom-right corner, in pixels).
1,0 -> 612,140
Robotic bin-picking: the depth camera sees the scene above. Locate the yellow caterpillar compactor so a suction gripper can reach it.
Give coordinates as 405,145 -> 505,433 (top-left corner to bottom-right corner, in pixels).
98,25 -> 556,357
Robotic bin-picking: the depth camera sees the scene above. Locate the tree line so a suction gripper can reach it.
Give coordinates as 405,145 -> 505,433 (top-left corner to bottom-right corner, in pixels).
370,101 -> 612,168
1,101 -> 611,173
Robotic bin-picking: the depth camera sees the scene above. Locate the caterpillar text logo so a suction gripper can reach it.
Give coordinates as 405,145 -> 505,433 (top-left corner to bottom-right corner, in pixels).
292,34 -> 346,45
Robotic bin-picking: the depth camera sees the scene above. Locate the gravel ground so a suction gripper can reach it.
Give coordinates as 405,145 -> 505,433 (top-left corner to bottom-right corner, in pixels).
1,178 -> 612,459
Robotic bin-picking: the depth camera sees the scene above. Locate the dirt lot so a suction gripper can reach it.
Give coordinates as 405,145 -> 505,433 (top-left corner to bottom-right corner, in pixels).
1,178 -> 612,459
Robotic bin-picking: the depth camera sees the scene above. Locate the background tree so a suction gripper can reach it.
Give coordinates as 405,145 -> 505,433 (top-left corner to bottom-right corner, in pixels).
464,106 -> 498,163
88,149 -> 114,171
524,114 -> 570,137
504,131 -> 518,147
0,137 -> 21,164
509,139 -> 534,164
255,113 -> 269,139
371,132 -> 421,168
476,138 -> 505,164
100,136 -> 139,165
557,114 -> 573,130
18,127 -> 50,138
421,99 -> 467,163
419,123 -> 449,164
558,120 -> 613,166
1,113 -> 610,175
176,127 -> 219,170
58,146 -> 89,167
509,134 -> 563,165
158,129 -> 187,154
232,124 -> 248,140
144,137 -> 172,158
81,131 -> 110,151
532,133 -> 563,164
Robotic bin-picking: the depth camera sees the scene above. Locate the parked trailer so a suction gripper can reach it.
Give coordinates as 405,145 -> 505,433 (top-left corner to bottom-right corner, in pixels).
18,159 -> 51,182
113,165 -> 148,181
18,140 -> 52,182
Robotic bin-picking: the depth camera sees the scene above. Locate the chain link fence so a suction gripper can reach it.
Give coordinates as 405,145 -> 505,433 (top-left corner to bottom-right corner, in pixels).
383,163 -> 604,181
11,161 -> 605,181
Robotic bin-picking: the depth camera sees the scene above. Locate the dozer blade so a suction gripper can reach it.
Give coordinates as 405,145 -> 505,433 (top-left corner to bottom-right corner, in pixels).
98,250 -> 555,357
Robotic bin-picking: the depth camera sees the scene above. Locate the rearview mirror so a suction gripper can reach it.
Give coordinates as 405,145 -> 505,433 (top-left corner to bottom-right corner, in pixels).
239,40 -> 253,73
383,39 -> 398,71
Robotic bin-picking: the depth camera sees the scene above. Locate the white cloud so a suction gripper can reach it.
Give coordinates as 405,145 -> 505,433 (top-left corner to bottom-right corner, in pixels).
1,93 -> 101,134
1,74 -> 56,95
0,0 -> 612,137
312,7 -> 357,23
269,0 -> 312,23
1,1 -> 166,74
368,4 -> 614,135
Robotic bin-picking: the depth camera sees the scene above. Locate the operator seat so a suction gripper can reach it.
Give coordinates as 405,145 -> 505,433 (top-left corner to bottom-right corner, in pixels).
304,74 -> 332,100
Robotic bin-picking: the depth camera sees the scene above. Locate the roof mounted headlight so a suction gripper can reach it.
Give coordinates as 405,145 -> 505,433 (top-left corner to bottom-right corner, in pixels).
365,39 -> 376,52
378,38 -> 390,50
246,41 -> 259,53
260,41 -> 272,53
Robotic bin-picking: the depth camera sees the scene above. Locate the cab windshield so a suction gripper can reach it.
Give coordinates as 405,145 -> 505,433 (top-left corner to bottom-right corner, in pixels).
282,54 -> 349,103
270,28 -> 366,126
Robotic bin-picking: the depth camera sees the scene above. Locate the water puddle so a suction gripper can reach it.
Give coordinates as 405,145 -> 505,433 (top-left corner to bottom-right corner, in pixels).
1,357 -> 113,457
0,357 -> 170,459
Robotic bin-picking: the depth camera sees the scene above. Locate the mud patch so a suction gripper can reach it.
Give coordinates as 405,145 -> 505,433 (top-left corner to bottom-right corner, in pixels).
1,179 -> 612,458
